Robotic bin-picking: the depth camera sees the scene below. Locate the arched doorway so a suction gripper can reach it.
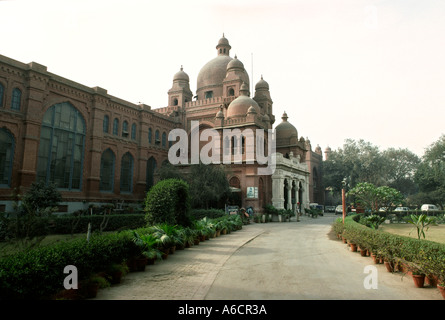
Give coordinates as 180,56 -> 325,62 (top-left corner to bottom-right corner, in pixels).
298,181 -> 303,212
283,179 -> 289,210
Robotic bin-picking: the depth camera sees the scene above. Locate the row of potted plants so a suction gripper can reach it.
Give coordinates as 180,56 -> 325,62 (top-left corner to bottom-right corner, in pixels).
333,215 -> 445,299
60,214 -> 245,299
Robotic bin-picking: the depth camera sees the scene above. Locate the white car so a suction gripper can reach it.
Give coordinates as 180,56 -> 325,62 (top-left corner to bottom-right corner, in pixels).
394,207 -> 410,212
421,204 -> 439,212
335,205 -> 343,215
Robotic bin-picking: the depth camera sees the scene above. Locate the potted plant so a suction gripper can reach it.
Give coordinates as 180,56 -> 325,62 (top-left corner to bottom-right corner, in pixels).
437,279 -> 445,300
277,210 -> 283,222
106,262 -> 129,284
79,274 -> 110,299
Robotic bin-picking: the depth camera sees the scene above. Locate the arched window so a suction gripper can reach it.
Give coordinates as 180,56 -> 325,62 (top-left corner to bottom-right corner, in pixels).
228,88 -> 235,96
241,136 -> 245,154
120,152 -> 133,193
122,120 -> 128,137
11,88 -> 21,111
155,130 -> 160,144
99,149 -> 115,192
146,156 -> 157,190
0,83 -> 4,107
162,132 -> 167,148
173,98 -> 178,106
113,118 -> 119,135
131,123 -> 136,140
103,115 -> 109,133
37,102 -> 85,190
231,136 -> 237,155
224,136 -> 230,155
0,128 -> 14,187
148,128 -> 152,144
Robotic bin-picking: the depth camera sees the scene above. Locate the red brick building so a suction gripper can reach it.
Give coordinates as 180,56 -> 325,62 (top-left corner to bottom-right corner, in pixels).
0,35 -> 324,213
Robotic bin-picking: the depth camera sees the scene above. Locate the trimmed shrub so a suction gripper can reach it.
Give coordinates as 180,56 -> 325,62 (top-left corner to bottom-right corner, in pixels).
190,209 -> 225,221
0,230 -> 139,299
336,214 -> 445,280
144,178 -> 191,227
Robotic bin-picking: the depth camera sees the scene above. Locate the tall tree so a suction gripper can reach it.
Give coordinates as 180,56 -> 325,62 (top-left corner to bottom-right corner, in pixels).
413,135 -> 445,207
381,148 -> 420,196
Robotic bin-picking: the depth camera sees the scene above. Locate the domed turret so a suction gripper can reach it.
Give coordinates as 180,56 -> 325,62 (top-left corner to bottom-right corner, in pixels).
173,66 -> 189,82
168,65 -> 192,106
275,112 -> 298,147
255,76 -> 269,91
227,55 -> 244,71
226,82 -> 260,118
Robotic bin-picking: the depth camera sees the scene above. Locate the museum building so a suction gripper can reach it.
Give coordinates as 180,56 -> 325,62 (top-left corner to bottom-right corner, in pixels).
0,35 -> 324,214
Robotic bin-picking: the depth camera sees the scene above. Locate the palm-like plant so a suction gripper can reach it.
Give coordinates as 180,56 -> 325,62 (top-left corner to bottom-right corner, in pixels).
407,214 -> 437,240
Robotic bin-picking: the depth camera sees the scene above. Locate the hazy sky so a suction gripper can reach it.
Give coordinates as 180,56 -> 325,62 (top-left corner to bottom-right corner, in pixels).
1,0 -> 444,157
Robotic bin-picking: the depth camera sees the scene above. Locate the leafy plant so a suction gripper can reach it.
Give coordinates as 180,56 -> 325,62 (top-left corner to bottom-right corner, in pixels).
407,214 -> 437,240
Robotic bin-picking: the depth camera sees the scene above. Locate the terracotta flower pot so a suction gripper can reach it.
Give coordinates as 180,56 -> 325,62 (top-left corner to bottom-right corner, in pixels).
384,261 -> 394,273
412,274 -> 425,288
371,254 -> 379,264
350,243 -> 357,252
360,248 -> 367,257
426,275 -> 438,287
437,284 -> 445,300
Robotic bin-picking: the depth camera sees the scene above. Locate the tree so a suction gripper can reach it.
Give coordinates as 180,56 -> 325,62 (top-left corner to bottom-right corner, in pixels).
6,181 -> 62,246
322,139 -> 386,193
156,162 -> 231,209
188,163 -> 231,209
414,135 -> 445,208
381,148 -> 420,196
348,182 -> 403,212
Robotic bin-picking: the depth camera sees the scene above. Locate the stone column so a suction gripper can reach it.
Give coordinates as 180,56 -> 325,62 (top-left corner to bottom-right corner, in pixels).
287,183 -> 292,210
271,176 -> 284,209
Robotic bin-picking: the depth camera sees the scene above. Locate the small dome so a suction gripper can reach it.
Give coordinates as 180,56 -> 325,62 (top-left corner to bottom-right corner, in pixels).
247,105 -> 257,114
275,112 -> 298,144
262,114 -> 270,122
227,55 -> 244,71
217,34 -> 230,47
255,75 -> 269,91
227,95 -> 260,118
173,66 -> 189,82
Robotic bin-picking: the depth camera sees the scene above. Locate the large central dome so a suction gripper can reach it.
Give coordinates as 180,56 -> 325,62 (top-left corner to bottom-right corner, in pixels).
197,55 -> 233,93
196,35 -> 249,100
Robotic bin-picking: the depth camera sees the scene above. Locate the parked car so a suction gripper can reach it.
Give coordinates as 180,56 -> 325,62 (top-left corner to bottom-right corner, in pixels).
325,206 -> 336,213
421,204 -> 439,212
335,205 -> 343,215
394,207 -> 410,212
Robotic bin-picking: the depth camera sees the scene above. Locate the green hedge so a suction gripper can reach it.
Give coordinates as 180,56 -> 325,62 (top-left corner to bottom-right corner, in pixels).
0,214 -> 244,299
190,209 -> 226,221
0,230 -> 140,299
0,214 -> 146,240
333,215 -> 445,281
50,214 -> 146,234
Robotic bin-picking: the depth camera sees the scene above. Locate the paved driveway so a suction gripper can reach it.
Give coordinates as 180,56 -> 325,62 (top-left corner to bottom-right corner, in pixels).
95,214 -> 442,300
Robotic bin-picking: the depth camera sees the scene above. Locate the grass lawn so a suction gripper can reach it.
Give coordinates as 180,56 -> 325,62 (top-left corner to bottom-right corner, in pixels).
380,223 -> 445,244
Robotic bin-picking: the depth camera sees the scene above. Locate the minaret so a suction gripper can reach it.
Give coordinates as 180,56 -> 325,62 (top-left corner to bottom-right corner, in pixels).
168,65 -> 193,107
216,33 -> 231,56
